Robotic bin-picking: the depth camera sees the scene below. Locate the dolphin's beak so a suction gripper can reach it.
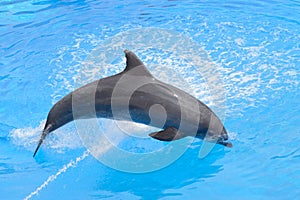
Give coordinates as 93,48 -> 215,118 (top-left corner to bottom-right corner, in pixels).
218,140 -> 233,148
33,124 -> 52,157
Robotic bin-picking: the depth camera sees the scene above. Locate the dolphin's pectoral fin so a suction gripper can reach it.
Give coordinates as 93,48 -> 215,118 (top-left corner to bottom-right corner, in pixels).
149,127 -> 186,141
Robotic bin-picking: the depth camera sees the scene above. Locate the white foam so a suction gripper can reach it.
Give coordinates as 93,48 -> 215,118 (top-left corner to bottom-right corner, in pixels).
9,120 -> 82,153
9,120 -> 45,150
228,131 -> 238,140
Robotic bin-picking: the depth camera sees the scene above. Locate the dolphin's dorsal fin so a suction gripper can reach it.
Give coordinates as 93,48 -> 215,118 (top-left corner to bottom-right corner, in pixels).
123,50 -> 153,77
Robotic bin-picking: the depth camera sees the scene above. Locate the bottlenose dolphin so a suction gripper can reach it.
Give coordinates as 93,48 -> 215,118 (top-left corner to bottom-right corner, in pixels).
33,50 -> 232,157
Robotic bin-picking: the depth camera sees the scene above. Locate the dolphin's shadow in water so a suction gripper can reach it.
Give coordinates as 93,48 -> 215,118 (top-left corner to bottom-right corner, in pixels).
90,145 -> 225,199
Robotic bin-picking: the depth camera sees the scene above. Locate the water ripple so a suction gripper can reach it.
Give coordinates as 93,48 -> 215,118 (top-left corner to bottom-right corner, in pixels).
271,148 -> 300,160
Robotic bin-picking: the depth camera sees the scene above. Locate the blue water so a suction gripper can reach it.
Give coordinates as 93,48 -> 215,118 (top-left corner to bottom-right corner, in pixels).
1,0 -> 300,199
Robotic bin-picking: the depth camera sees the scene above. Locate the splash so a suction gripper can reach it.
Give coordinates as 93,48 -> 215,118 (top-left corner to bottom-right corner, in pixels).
9,120 -> 45,150
9,120 -> 82,153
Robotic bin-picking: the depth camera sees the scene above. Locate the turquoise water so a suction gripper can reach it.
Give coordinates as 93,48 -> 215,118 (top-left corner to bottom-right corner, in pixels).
1,0 -> 300,199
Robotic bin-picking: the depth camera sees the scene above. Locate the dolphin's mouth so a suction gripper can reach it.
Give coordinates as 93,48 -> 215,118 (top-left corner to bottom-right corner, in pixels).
215,130 -> 233,147
222,133 -> 229,141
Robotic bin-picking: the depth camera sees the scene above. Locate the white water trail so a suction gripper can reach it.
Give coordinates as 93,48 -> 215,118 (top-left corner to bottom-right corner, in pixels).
24,150 -> 89,200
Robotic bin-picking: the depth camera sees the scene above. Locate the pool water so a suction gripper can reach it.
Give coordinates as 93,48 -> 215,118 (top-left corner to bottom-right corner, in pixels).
1,0 -> 300,199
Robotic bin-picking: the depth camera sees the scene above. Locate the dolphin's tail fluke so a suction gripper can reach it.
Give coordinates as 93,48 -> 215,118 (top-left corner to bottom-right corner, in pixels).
33,124 -> 52,157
